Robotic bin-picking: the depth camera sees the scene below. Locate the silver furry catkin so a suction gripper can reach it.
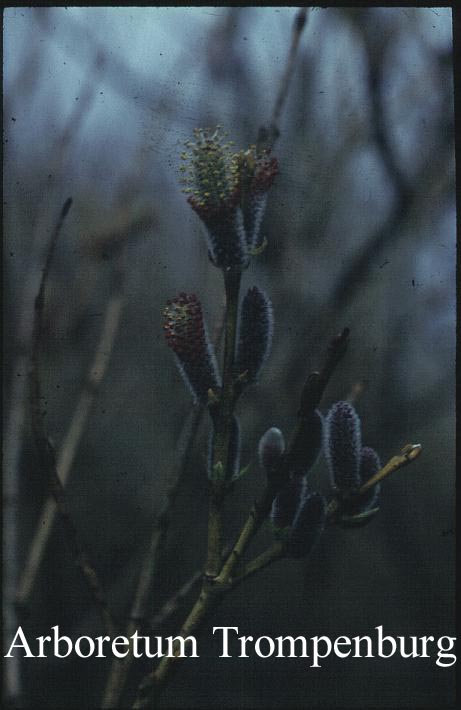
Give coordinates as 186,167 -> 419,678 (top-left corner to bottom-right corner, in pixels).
258,426 -> 285,477
324,401 -> 362,494
235,286 -> 273,386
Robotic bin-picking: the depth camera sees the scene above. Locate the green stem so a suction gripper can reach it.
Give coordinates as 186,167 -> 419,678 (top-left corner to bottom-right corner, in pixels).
133,271 -> 242,708
232,542 -> 284,588
206,268 -> 242,578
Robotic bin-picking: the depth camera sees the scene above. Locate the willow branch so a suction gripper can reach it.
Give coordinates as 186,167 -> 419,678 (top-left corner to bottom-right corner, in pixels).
235,442 -> 423,583
231,542 -> 285,588
131,327 -> 349,708
28,198 -> 115,636
148,571 -> 203,633
132,13 -> 312,704
217,327 -> 350,586
327,443 -> 422,518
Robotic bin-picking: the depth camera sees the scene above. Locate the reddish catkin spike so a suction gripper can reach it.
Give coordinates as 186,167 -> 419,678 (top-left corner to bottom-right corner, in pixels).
180,127 -> 248,268
324,400 -> 362,495
235,286 -> 273,386
163,293 -> 220,404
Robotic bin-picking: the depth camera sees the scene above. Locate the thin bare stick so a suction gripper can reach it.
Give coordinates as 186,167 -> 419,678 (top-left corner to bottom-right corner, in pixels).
28,198 -> 114,636
257,8 -> 309,153
231,542 -> 285,588
146,544 -> 232,635
17,270 -> 123,610
327,443 -> 422,518
149,571 -> 202,632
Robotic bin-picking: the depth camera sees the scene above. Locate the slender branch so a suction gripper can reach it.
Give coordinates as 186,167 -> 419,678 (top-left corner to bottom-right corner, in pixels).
206,268 -> 242,578
133,587 -> 217,709
28,198 -> 115,636
144,546 -> 232,637
360,443 -> 422,491
17,266 -> 124,610
232,542 -> 284,588
148,571 -> 202,633
257,8 -> 309,153
327,443 -> 422,519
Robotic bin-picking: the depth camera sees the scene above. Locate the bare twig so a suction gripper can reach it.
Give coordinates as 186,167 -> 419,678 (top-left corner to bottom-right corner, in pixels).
257,8 -> 309,153
149,571 -> 202,632
28,198 -> 115,636
231,542 -> 285,588
206,268 -> 242,578
17,265 -> 124,610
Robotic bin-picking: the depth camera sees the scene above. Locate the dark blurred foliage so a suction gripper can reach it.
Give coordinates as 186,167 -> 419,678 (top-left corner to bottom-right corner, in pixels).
3,7 -> 455,708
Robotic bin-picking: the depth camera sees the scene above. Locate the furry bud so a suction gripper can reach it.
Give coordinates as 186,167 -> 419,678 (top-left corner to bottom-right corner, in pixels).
324,401 -> 362,494
286,491 -> 327,559
258,427 -> 285,477
163,293 -> 220,404
235,286 -> 273,385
